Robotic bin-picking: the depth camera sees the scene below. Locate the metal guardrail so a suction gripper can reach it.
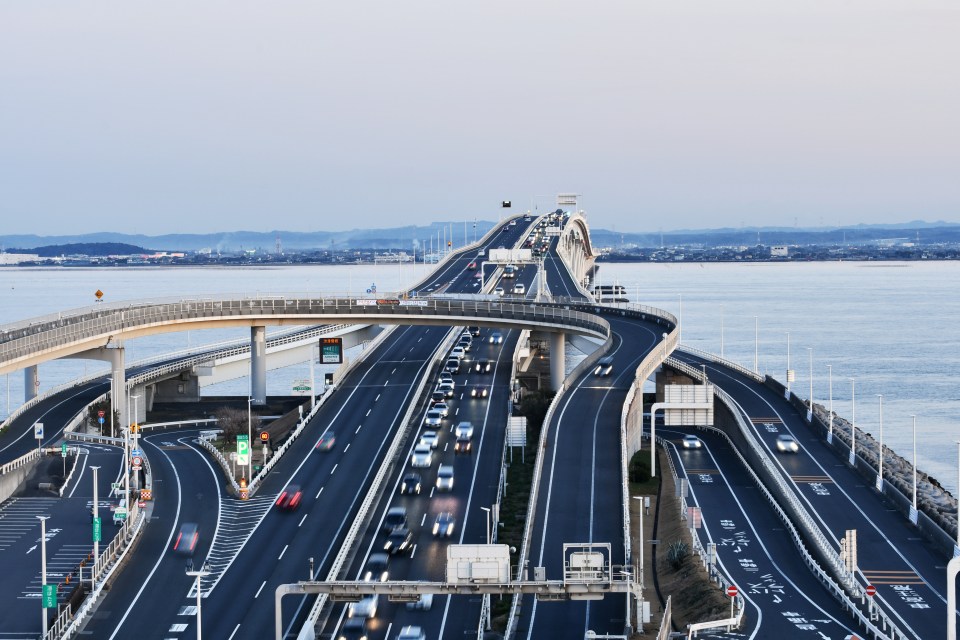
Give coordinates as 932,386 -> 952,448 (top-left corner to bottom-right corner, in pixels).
678,345 -> 763,384
666,357 -> 902,640
0,447 -> 41,475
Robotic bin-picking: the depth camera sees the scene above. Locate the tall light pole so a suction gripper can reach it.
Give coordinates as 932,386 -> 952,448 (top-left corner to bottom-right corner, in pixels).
784,331 -> 791,399
91,466 -> 101,576
827,365 -> 833,444
480,506 -> 491,544
247,397 -> 253,481
479,505 -> 492,632
38,515 -> 50,637
719,305 -> 724,360
848,379 -> 856,467
677,293 -> 682,345
186,562 -> 211,640
910,415 -> 918,524
806,348 -> 814,422
876,394 -> 884,492
753,316 -> 759,374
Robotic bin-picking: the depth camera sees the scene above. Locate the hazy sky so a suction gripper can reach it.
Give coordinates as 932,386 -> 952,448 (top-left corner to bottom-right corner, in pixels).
1,1 -> 957,235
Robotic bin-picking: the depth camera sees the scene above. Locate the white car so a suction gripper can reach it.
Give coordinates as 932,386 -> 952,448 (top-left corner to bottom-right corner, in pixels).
348,594 -> 378,618
494,286 -> 505,296
424,409 -> 444,427
397,626 -> 426,640
405,594 -> 434,611
419,430 -> 439,449
454,421 -> 474,438
437,381 -> 455,397
682,435 -> 702,449
513,283 -> 526,295
776,434 -> 800,453
410,444 -> 433,468
489,332 -> 503,344
436,465 -> 454,491
433,402 -> 450,417
450,346 -> 466,360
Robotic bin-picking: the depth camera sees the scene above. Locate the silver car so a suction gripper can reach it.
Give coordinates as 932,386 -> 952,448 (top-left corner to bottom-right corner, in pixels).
424,409 -> 444,427
776,434 -> 800,453
410,444 -> 433,468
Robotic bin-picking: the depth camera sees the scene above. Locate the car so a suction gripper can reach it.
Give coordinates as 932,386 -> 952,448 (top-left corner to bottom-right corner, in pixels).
513,283 -> 526,295
467,261 -> 477,269
454,433 -> 472,454
457,337 -> 472,352
348,594 -> 379,619
432,402 -> 450,417
509,220 -> 517,226
363,553 -> 390,582
433,511 -> 456,537
173,522 -> 199,555
444,358 -> 460,374
474,359 -> 492,373
410,443 -> 433,467
776,434 -> 800,453
494,286 -> 504,296
501,226 -> 509,232
316,432 -> 336,452
405,593 -> 434,611
437,381 -> 455,397
383,506 -> 408,532
338,617 -> 368,640
396,626 -> 426,640
439,371 -> 453,384
468,326 -> 480,336
424,409 -> 444,427
454,421 -> 474,438
419,430 -> 439,449
469,385 -> 489,399
436,465 -> 454,491
384,527 -> 415,555
430,390 -> 446,405
489,331 -> 503,344
594,356 -> 614,376
400,472 -> 422,495
682,435 -> 702,449
275,485 -> 303,511
450,346 -> 466,360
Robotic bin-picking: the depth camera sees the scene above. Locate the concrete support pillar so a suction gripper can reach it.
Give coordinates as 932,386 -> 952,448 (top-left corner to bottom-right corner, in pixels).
24,365 -> 39,403
251,326 -> 267,405
107,347 -> 126,439
550,332 -> 566,392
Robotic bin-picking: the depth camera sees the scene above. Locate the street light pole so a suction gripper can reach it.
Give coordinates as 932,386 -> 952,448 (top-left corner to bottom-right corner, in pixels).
806,348 -> 814,422
247,397 -> 253,481
38,515 -> 49,637
753,316 -> 759,374
911,415 -> 918,524
784,331 -> 791,399
849,379 -> 857,467
876,394 -> 884,492
91,466 -> 100,577
827,365 -> 833,443
186,563 -> 211,640
719,305 -> 724,360
480,507 -> 491,544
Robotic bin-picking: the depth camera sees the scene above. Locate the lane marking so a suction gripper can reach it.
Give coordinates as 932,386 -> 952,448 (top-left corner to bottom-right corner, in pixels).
278,545 -> 289,560
255,581 -> 267,598
298,514 -> 308,527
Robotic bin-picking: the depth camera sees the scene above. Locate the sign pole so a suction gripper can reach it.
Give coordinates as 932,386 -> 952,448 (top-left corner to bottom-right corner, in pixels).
91,466 -> 100,581
38,515 -> 50,636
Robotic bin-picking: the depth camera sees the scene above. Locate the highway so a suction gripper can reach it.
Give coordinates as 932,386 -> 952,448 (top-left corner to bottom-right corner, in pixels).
74,216 -> 538,639
674,350 -> 955,639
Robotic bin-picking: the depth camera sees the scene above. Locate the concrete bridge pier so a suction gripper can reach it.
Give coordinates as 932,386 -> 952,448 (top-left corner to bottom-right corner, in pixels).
24,365 -> 38,403
251,326 -> 267,405
107,347 -> 126,437
550,332 -> 566,392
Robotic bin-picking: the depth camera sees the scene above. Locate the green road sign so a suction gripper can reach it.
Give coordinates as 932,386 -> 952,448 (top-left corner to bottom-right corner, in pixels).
42,584 -> 56,608
237,435 -> 250,466
61,442 -> 67,456
92,517 -> 102,542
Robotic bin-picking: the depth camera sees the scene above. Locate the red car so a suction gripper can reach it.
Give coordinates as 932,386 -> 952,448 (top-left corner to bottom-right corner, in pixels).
467,261 -> 477,269
276,485 -> 303,510
173,523 -> 199,555
316,432 -> 336,452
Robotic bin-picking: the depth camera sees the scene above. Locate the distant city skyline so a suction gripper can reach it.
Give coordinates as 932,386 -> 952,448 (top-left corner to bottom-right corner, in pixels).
2,1 -> 957,235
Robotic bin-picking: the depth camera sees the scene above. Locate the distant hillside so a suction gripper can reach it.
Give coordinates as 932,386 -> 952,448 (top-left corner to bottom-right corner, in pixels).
10,242 -> 151,257
1,221 -> 499,253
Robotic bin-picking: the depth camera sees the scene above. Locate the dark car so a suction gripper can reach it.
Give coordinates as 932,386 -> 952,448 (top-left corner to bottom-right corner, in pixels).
276,485 -> 303,510
384,527 -> 414,555
454,433 -> 472,454
316,432 -> 336,452
469,385 -> 489,399
363,553 -> 390,582
474,359 -> 492,373
337,616 -> 368,640
594,356 -> 614,377
432,512 -> 456,538
468,326 -> 480,336
430,390 -> 446,405
383,506 -> 407,533
173,522 -> 199,555
400,472 -> 422,495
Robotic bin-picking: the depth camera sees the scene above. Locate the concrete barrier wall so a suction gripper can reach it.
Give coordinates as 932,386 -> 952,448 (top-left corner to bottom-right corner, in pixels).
0,455 -> 40,502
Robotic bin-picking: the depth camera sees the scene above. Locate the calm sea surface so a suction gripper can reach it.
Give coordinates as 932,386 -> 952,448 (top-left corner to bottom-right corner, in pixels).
2,261 -> 958,493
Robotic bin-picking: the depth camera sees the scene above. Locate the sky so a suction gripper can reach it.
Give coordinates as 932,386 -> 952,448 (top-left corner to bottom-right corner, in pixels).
1,1 -> 958,236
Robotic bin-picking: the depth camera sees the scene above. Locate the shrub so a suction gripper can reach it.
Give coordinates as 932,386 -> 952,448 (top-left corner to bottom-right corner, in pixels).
667,539 -> 689,570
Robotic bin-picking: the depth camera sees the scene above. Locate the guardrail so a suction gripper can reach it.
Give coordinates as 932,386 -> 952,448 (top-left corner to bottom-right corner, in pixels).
0,447 -> 41,475
666,357 -> 903,640
677,345 -> 763,384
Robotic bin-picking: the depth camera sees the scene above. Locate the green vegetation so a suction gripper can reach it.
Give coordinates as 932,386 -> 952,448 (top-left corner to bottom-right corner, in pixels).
666,539 -> 689,570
